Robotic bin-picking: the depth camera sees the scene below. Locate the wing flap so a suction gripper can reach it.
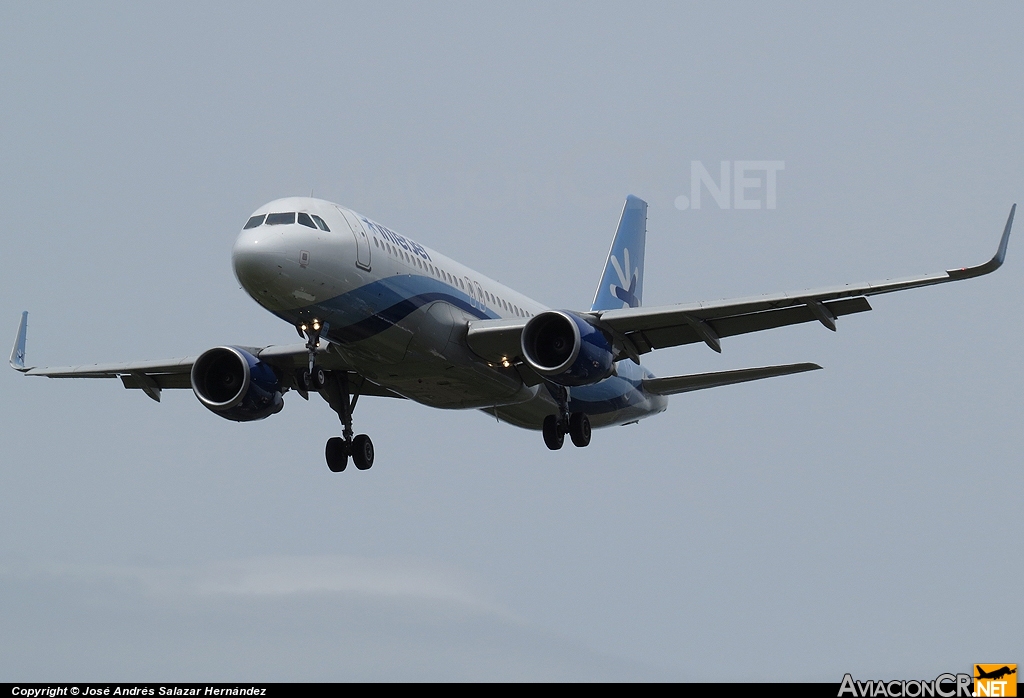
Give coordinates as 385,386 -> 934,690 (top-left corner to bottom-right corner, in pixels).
25,356 -> 195,378
635,297 -> 872,352
643,362 -> 822,396
120,373 -> 194,390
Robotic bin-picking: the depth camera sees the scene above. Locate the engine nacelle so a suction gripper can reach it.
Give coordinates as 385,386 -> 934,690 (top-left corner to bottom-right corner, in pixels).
520,310 -> 615,386
191,346 -> 284,422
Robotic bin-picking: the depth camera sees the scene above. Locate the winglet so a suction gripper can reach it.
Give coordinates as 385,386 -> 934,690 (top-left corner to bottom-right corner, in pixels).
946,204 -> 1015,280
10,311 -> 30,372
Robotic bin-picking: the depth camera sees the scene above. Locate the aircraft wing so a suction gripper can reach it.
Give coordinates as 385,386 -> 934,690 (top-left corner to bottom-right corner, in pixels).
10,314 -> 402,401
467,205 -> 1014,362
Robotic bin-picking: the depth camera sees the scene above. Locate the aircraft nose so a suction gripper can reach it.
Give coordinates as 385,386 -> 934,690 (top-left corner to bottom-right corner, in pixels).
232,227 -> 290,292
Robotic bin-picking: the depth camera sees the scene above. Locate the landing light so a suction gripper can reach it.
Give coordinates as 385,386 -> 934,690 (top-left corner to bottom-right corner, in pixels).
501,357 -> 511,368
300,324 -> 308,332
312,320 -> 321,331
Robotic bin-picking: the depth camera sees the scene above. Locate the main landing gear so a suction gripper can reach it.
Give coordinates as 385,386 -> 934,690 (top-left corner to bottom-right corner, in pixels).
321,372 -> 374,472
297,321 -> 374,473
542,386 -> 591,450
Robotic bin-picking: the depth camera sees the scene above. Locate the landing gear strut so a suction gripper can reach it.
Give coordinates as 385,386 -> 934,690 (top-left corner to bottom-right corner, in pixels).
299,320 -> 327,391
322,371 -> 375,472
542,386 -> 591,450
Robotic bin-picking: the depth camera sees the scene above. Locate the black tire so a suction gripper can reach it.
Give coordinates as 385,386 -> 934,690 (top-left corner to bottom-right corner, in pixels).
313,367 -> 327,390
542,415 -> 564,450
352,434 -> 374,470
569,412 -> 591,448
302,370 -> 314,391
326,437 -> 348,472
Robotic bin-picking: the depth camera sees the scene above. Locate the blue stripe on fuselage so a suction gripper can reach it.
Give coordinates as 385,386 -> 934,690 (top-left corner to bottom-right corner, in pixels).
270,274 -> 497,344
272,273 -> 662,421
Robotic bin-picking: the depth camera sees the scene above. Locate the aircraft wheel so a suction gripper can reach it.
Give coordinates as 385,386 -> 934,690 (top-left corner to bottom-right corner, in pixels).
303,367 -> 327,391
542,415 -> 564,450
326,437 -> 348,472
313,367 -> 327,390
569,412 -> 591,448
352,434 -> 374,470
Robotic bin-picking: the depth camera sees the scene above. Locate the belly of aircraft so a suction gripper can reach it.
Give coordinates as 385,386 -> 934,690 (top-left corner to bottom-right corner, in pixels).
279,287 -> 666,426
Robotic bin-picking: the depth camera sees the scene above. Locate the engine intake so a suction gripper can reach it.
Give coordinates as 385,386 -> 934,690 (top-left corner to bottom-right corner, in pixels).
191,346 -> 283,422
520,310 -> 614,386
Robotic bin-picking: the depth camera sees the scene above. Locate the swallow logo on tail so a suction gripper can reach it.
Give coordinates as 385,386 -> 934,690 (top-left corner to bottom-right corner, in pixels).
608,248 -> 640,308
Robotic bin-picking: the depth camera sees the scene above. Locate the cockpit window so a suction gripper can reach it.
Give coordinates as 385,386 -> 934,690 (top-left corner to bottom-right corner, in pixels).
243,214 -> 265,229
311,214 -> 330,232
297,212 -> 317,229
265,212 -> 296,226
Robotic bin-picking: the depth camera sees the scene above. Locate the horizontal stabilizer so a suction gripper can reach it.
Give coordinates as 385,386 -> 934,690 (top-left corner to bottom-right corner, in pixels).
642,362 -> 821,396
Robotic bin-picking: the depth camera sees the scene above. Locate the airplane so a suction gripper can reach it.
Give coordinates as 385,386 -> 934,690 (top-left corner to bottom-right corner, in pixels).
9,196 -> 1016,472
975,666 -> 1016,681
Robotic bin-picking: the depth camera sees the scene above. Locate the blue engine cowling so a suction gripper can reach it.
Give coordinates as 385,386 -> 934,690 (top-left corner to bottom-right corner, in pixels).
191,346 -> 284,422
520,310 -> 615,386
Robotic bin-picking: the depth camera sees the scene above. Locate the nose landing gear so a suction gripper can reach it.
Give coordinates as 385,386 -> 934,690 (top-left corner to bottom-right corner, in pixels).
321,371 -> 375,472
293,321 -> 375,472
299,320 -> 328,391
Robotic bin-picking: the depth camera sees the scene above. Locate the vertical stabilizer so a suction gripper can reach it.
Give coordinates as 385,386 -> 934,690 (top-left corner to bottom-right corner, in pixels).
591,195 -> 647,311
10,311 -> 28,371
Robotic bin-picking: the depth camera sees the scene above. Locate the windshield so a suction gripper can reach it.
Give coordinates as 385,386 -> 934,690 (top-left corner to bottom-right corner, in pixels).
265,212 -> 296,226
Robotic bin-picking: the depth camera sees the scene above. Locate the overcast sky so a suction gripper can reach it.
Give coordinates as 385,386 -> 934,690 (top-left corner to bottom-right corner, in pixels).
1,2 -> 1021,682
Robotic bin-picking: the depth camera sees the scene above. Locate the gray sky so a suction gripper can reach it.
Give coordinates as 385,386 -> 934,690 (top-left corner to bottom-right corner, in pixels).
1,2 -> 1021,681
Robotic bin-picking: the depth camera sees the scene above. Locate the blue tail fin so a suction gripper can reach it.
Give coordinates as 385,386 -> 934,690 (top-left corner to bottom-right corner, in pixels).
10,311 -> 28,371
591,195 -> 647,311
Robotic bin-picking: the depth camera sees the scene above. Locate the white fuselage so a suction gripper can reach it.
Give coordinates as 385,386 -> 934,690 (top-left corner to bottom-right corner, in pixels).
231,197 -> 666,429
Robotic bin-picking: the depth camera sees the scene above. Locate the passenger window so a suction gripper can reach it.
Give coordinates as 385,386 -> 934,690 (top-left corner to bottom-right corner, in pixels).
266,212 -> 295,225
243,214 -> 265,229
297,212 -> 317,229
311,214 -> 330,231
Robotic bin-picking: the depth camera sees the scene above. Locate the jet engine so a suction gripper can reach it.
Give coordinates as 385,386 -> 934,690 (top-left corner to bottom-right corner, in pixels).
191,346 -> 284,422
520,310 -> 615,386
